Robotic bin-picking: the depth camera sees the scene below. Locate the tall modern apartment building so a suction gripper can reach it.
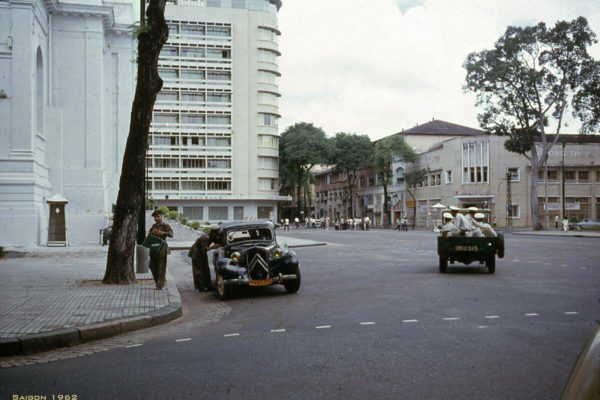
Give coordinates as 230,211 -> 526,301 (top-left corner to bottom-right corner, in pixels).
148,0 -> 287,223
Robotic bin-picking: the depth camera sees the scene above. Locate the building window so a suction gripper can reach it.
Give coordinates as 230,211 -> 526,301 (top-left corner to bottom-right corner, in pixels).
207,70 -> 231,81
207,115 -> 231,125
153,158 -> 179,168
507,167 -> 520,182
207,159 -> 231,168
181,115 -> 204,124
154,113 -> 178,123
565,170 -> 576,182
258,178 -> 277,190
154,181 -> 179,191
258,49 -> 278,64
182,159 -> 205,168
578,170 -> 590,182
209,206 -> 228,221
258,135 -> 278,148
462,141 -> 489,184
261,113 -> 278,127
207,181 -> 231,191
258,157 -> 278,169
257,206 -> 274,219
596,171 -> 600,182
181,181 -> 206,191
234,206 -> 244,220
508,204 -> 520,218
395,167 -> 404,184
258,92 -> 279,106
258,71 -> 278,85
207,25 -> 231,37
183,206 -> 203,220
207,137 -> 231,147
445,170 -> 452,184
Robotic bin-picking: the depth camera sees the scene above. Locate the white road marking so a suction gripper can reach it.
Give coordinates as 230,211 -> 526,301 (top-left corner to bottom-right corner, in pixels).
224,333 -> 240,337
525,313 -> 539,316
176,338 -> 191,342
564,312 -> 578,315
579,267 -> 586,270
485,315 -> 500,319
316,325 -> 331,329
126,344 -> 143,348
270,329 -> 286,333
442,317 -> 460,321
544,263 -> 550,265
360,322 -> 376,325
478,326 -> 488,329
402,319 -> 418,323
513,260 -> 520,262
561,264 -> 568,267
526,261 -> 536,264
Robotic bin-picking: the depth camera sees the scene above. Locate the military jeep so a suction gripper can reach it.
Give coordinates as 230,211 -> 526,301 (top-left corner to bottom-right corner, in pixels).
436,210 -> 505,274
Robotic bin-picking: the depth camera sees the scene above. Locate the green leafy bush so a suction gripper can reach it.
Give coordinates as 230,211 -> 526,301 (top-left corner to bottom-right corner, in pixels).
156,205 -> 169,216
180,216 -> 188,225
166,210 -> 179,220
189,221 -> 201,230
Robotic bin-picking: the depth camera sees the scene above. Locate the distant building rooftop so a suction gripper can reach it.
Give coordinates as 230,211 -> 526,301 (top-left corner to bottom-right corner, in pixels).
399,119 -> 484,136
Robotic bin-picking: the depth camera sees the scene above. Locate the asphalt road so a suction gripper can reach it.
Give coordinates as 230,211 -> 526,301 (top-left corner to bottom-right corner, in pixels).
1,230 -> 599,400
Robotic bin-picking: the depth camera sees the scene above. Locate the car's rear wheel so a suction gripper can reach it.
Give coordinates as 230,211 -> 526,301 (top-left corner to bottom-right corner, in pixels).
283,266 -> 301,293
576,225 -> 582,231
439,256 -> 448,273
216,273 -> 229,300
497,232 -> 505,259
486,256 -> 496,274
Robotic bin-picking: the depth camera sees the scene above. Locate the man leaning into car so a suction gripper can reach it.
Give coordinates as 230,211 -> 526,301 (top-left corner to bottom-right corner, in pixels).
188,225 -> 221,292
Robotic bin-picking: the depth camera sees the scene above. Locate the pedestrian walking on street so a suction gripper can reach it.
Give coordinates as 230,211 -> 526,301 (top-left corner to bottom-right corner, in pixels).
364,216 -> 370,231
294,217 -> 300,229
493,216 -> 497,229
401,217 -> 408,231
284,218 -> 290,231
148,210 -> 173,290
562,217 -> 569,232
555,215 -> 559,229
188,225 -> 221,291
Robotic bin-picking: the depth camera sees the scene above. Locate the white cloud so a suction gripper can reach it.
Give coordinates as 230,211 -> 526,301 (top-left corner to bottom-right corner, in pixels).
277,0 -> 600,139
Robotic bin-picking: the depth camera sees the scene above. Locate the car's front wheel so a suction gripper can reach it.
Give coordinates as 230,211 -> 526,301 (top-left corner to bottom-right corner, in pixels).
283,266 -> 301,293
576,225 -> 582,231
216,273 -> 229,300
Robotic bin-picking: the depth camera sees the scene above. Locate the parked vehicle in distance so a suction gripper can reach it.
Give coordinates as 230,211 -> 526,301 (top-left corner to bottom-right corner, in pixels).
212,221 -> 301,300
569,218 -> 600,231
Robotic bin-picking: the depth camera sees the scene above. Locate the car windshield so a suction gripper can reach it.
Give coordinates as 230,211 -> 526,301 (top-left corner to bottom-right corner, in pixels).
227,228 -> 273,244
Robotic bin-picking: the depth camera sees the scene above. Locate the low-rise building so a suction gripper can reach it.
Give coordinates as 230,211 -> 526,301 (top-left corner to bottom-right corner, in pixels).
406,134 -> 600,229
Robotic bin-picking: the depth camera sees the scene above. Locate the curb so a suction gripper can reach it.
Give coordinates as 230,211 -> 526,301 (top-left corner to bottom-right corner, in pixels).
0,273 -> 182,357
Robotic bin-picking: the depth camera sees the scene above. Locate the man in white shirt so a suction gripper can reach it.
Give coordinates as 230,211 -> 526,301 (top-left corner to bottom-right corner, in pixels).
474,213 -> 497,237
449,206 -> 472,236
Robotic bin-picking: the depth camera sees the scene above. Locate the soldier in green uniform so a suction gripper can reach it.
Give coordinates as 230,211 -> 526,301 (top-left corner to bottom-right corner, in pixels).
188,226 -> 221,291
148,210 -> 173,290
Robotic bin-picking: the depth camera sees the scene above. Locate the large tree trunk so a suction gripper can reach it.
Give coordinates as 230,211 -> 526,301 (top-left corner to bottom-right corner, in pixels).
346,168 -> 354,218
103,0 -> 169,284
530,163 -> 542,231
382,183 -> 389,228
296,168 -> 303,219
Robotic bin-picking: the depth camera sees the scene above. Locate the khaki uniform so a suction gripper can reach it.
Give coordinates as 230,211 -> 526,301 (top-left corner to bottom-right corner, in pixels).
148,222 -> 173,289
188,234 -> 218,291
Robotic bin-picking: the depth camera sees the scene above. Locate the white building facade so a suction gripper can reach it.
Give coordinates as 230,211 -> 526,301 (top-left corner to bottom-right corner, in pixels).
0,0 -> 135,246
148,0 -> 287,223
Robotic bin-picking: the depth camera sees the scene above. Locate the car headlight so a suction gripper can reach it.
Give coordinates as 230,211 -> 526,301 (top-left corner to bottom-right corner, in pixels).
273,248 -> 283,258
231,252 -> 241,262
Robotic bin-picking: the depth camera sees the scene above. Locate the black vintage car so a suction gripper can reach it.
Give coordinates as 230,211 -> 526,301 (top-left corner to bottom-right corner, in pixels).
212,221 -> 301,300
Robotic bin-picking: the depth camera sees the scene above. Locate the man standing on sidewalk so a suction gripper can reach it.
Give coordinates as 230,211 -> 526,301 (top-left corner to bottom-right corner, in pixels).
148,210 -> 173,290
188,226 -> 221,291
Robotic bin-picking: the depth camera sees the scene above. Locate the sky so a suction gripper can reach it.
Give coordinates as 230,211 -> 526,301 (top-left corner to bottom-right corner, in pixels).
276,0 -> 600,140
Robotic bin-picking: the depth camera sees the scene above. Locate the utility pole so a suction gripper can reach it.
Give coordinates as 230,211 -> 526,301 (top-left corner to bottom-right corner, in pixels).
561,137 -> 566,220
506,171 -> 513,230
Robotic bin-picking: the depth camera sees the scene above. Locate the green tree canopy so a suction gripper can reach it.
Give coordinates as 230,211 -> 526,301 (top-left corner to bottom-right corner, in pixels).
373,135 -> 417,226
331,132 -> 373,218
279,122 -> 332,216
463,17 -> 598,230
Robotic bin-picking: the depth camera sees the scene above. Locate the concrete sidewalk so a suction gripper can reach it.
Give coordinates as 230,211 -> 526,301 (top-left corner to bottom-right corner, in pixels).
0,235 -> 325,357
0,246 -> 181,356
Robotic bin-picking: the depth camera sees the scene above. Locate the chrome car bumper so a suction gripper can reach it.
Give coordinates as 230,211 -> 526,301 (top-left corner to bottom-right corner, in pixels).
221,273 -> 298,286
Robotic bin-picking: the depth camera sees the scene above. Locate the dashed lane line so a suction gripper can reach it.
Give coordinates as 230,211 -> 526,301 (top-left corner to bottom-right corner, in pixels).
485,315 -> 500,319
315,325 -> 331,329
442,317 -> 460,321
402,319 -> 418,323
224,333 -> 240,337
525,313 -> 540,316
561,264 -> 568,267
565,312 -> 578,315
478,326 -> 488,329
125,344 -> 143,348
175,338 -> 191,342
360,322 -> 376,326
270,329 -> 286,333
